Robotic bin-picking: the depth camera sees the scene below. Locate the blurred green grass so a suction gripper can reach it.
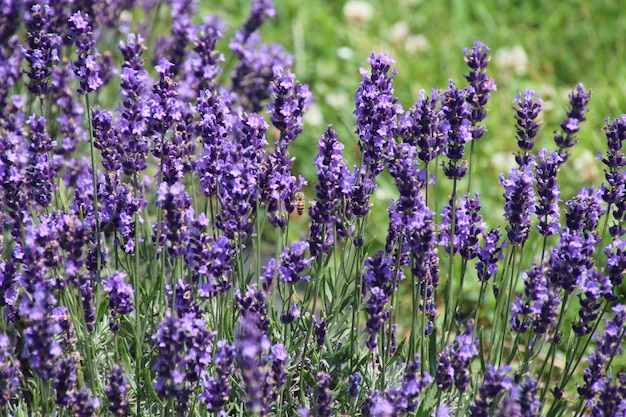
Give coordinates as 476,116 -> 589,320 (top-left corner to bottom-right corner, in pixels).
204,0 -> 626,243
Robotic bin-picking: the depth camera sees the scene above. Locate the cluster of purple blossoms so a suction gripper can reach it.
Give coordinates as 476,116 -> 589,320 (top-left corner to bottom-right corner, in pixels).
155,181 -> 194,259
441,80 -> 472,180
151,308 -> 215,414
52,62 -> 88,156
547,226 -> 597,294
600,115 -> 626,237
216,112 -> 268,240
573,269 -> 612,337
588,373 -> 626,417
565,187 -> 605,235
68,11 -> 103,95
236,285 -> 270,333
276,240 -> 313,283
186,17 -> 225,95
105,365 -> 130,417
534,149 -> 562,236
475,228 -> 505,282
71,388 -> 100,417
500,165 -> 536,246
309,125 -> 352,257
0,36 -> 22,117
234,313 -> 276,416
362,251 -> 396,350
21,3 -> 61,97
354,52 -> 402,179
118,33 -> 150,176
102,271 -> 134,331
315,371 -> 333,417
554,83 -> 591,160
510,262 -> 561,337
605,239 -> 626,290
361,356 -> 431,416
0,334 -> 20,405
463,40 -> 496,141
25,114 -> 57,209
494,375 -> 542,417
513,90 -> 543,167
436,321 -> 478,393
400,89 -> 447,165
200,339 -> 235,416
470,365 -> 512,417
230,0 -> 291,113
185,216 -> 234,298
439,193 -> 485,260
578,305 -> 626,401
263,68 -> 311,226
195,87 -> 233,197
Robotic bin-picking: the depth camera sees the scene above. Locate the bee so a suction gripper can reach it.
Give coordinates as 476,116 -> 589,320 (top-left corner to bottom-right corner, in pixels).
294,191 -> 306,215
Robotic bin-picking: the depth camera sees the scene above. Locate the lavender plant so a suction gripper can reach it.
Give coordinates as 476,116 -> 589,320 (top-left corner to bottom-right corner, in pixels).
0,1 -> 625,417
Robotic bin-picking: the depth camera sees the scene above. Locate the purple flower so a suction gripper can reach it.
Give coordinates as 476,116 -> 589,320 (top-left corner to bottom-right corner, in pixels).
0,36 -> 22,118
102,271 -> 134,331
579,304 -> 626,400
278,240 -> 313,283
554,83 -> 591,160
436,322 -> 478,393
200,339 -> 235,416
494,376 -> 541,417
21,3 -> 61,97
195,87 -> 233,197
470,365 -> 512,417
152,309 -> 215,413
362,391 -> 394,417
349,372 -> 362,398
500,165 -> 536,246
573,269 -> 612,336
565,187 -> 605,235
463,41 -> 495,141
216,113 -> 268,240
236,285 -> 269,333
513,90 -> 543,167
534,149 -> 562,236
548,227 -> 596,293
309,125 -> 352,257
476,228 -> 505,282
234,313 -> 272,415
105,365 -> 130,417
26,114 -> 57,209
314,319 -> 326,347
69,11 -> 103,94
0,333 -> 20,405
365,286 -> 390,350
439,193 -> 485,260
354,52 -> 402,179
589,376 -> 626,417
315,371 -> 333,417
186,17 -> 225,94
600,115 -> 626,237
230,31 -> 292,113
72,387 -> 101,417
155,181 -> 193,258
117,34 -> 150,176
441,80 -> 472,180
605,239 -> 626,290
400,89 -> 447,164
511,262 -> 560,336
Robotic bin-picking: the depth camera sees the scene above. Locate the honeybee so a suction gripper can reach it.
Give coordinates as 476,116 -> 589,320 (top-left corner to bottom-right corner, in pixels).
294,191 -> 306,215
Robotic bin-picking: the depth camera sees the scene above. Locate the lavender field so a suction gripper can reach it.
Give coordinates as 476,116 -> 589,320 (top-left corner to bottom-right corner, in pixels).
0,0 -> 625,416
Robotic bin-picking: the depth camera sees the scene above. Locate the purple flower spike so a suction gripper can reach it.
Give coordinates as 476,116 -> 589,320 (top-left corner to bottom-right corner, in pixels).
105,365 -> 130,417
354,52 -> 402,179
26,114 -> 57,209
500,165 -> 536,246
102,271 -> 134,332
69,11 -> 103,95
514,90 -> 543,167
554,83 -> 591,160
470,365 -> 512,417
573,269 -> 612,336
436,321 -> 478,393
565,187 -> 605,235
579,305 -> 626,400
200,339 -> 235,416
476,228 -> 505,282
442,80 -> 472,180
0,334 -> 20,405
315,371 -> 333,417
534,149 -> 562,236
600,115 -> 626,237
401,89 -> 447,164
309,125 -> 352,257
278,240 -> 313,284
439,193 -> 485,260
463,41 -> 496,142
22,4 -> 61,97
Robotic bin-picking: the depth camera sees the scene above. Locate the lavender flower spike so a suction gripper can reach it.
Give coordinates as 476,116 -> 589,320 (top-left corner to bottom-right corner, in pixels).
354,52 -> 402,179
69,11 -> 103,95
513,90 -> 543,167
463,41 -> 496,142
500,165 -> 536,246
554,83 -> 591,160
